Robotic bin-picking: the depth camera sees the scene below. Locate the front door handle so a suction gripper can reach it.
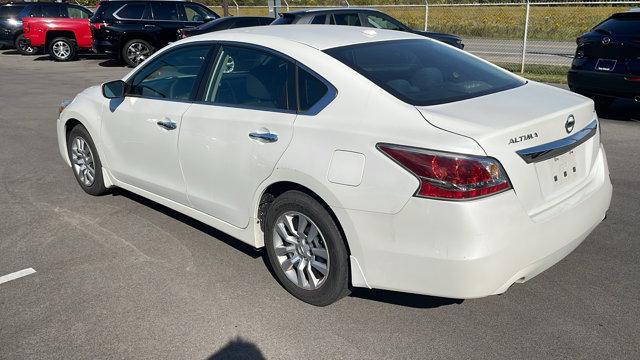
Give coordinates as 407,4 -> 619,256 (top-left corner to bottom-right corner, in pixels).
157,119 -> 177,130
249,132 -> 278,143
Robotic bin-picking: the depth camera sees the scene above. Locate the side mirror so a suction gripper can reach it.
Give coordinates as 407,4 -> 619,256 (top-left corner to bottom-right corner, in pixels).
102,80 -> 127,99
203,14 -> 216,22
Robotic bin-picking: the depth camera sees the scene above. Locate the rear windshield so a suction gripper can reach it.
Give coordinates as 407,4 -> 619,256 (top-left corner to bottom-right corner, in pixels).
594,15 -> 640,35
325,39 -> 525,106
0,5 -> 26,18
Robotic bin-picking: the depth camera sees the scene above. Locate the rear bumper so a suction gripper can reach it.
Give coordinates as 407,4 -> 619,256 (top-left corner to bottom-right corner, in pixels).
344,144 -> 612,298
568,69 -> 640,99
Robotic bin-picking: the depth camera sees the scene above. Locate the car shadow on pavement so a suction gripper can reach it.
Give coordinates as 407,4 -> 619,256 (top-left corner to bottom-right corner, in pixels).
111,188 -> 262,259
207,337 -> 266,360
598,99 -> 640,122
99,58 -> 124,67
350,288 -> 463,309
114,188 -> 465,308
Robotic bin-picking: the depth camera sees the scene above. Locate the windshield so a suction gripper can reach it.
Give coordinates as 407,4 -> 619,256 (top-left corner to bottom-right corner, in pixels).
0,5 -> 26,18
325,39 -> 524,106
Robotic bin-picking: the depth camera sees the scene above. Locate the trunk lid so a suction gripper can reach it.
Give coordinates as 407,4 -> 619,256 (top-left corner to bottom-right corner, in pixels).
416,82 -> 600,215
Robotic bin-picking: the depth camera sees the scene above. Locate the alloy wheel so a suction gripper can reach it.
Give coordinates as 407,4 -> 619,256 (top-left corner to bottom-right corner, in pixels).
18,38 -> 35,54
71,136 -> 96,187
272,211 -> 330,290
52,40 -> 71,60
126,42 -> 151,66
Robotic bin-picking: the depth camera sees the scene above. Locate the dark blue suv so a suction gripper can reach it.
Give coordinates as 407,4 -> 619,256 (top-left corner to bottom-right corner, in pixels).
568,11 -> 640,108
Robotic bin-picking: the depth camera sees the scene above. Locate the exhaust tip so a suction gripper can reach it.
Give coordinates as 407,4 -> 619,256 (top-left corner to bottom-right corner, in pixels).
634,96 -> 640,103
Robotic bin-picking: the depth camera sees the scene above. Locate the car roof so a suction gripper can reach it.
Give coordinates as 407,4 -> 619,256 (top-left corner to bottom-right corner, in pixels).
185,24 -> 422,50
285,7 -> 379,16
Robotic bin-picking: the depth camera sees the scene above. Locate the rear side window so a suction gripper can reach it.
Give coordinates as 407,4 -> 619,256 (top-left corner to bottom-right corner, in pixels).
333,13 -> 361,26
271,14 -> 295,25
594,16 -> 640,35
129,45 -> 211,100
151,2 -> 179,21
326,39 -> 524,106
203,46 -> 294,111
298,68 -> 329,112
311,15 -> 326,24
366,14 -> 402,31
114,3 -> 147,20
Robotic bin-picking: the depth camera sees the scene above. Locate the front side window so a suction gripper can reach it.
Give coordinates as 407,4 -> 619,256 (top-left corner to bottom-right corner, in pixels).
129,45 -> 211,100
366,14 -> 402,31
67,5 -> 91,19
333,13 -> 361,26
182,3 -> 208,22
151,3 -> 179,21
204,46 -> 294,111
114,3 -> 147,20
326,39 -> 524,106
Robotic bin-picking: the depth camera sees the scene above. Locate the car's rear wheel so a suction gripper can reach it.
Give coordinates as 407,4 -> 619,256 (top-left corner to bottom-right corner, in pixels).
49,37 -> 76,61
265,191 -> 350,306
15,34 -> 37,55
122,39 -> 154,67
67,124 -> 108,196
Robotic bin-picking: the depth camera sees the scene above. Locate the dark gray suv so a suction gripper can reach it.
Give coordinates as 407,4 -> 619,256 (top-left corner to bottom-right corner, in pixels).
271,8 -> 464,49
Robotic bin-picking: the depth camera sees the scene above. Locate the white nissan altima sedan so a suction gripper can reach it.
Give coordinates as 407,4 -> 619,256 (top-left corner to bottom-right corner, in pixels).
57,26 -> 612,306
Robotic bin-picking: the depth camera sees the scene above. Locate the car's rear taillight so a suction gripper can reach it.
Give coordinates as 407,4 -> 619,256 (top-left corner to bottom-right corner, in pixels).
378,144 -> 511,200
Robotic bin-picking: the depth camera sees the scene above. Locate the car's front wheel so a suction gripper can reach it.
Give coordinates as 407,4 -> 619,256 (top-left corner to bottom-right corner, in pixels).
15,34 -> 37,55
49,37 -> 76,61
265,191 -> 350,306
122,39 -> 154,67
67,124 -> 108,196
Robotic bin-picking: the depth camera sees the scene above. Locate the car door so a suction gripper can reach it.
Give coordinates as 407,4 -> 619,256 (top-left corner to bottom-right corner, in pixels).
179,44 -> 297,228
101,44 -> 212,205
150,2 -> 183,45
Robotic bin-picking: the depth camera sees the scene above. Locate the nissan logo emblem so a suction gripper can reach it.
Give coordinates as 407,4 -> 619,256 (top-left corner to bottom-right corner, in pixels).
565,115 -> 575,134
602,36 -> 611,45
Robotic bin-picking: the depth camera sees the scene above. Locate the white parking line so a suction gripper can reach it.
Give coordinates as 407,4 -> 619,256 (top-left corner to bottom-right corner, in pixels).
0,268 -> 36,285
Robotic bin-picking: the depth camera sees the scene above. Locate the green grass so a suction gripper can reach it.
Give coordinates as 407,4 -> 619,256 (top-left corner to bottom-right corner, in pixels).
496,63 -> 568,84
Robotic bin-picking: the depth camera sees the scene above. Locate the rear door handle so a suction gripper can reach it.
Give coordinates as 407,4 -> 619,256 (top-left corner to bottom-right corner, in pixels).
249,132 -> 278,143
157,119 -> 177,130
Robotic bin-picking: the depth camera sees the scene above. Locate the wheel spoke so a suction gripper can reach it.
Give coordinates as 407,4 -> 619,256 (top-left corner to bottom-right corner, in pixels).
284,214 -> 297,236
297,216 -> 308,237
296,258 -> 309,288
310,260 -> 328,276
310,247 -> 328,259
305,261 -> 319,289
276,223 -> 297,245
274,245 -> 295,257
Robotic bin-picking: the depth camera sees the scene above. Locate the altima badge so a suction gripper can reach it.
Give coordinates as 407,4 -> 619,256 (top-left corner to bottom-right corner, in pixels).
565,115 -> 575,134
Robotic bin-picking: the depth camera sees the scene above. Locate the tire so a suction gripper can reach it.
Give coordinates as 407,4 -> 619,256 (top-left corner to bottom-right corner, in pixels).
265,190 -> 350,306
122,39 -> 155,68
67,124 -> 108,196
15,33 -> 38,55
49,37 -> 76,61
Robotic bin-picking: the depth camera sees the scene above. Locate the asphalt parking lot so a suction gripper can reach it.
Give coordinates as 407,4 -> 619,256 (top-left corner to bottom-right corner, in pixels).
0,50 -> 639,360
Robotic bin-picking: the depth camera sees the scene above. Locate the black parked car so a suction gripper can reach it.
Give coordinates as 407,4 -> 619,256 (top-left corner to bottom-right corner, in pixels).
0,1 -> 57,54
568,11 -> 640,109
178,16 -> 273,39
271,8 -> 464,49
91,0 -> 219,67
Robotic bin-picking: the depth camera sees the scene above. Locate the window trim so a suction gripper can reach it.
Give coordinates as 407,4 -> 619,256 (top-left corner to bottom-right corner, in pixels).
112,3 -> 150,21
295,63 -> 337,116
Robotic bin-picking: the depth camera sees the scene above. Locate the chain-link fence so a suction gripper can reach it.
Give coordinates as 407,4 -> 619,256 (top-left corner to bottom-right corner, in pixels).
198,0 -> 638,83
